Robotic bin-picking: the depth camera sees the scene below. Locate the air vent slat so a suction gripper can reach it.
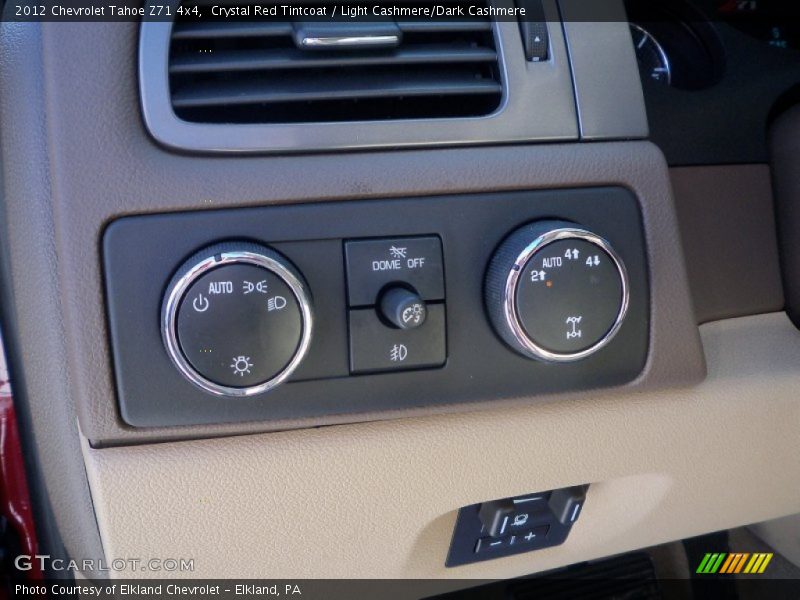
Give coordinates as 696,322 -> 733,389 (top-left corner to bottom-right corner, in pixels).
171,21 -> 293,40
172,73 -> 503,108
167,1 -> 503,123
395,20 -> 494,33
170,45 -> 498,74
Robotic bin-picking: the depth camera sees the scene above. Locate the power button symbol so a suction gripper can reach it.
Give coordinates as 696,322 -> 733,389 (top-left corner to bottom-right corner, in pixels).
192,293 -> 210,313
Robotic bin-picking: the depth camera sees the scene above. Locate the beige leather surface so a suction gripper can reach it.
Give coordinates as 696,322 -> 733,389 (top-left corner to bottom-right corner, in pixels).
81,312 -> 800,578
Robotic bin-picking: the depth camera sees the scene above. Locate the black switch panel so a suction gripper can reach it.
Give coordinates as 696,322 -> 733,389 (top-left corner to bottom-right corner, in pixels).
346,235 -> 447,376
446,486 -> 588,567
344,236 -> 444,306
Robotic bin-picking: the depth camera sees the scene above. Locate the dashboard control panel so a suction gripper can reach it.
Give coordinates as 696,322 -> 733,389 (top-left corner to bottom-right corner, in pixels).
103,188 -> 648,427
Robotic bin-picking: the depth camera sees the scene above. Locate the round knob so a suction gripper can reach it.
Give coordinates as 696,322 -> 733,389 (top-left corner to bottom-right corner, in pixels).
161,242 -> 313,397
379,286 -> 427,329
485,221 -> 629,362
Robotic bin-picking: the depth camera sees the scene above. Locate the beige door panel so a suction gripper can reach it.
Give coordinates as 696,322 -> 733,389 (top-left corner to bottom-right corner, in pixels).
81,312 -> 800,578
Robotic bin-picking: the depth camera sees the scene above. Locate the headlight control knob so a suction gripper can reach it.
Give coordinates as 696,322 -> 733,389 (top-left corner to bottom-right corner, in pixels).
161,242 -> 313,397
379,286 -> 427,330
485,221 -> 629,362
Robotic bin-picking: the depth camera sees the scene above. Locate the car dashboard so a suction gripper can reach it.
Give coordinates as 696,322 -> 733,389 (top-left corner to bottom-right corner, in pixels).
0,0 -> 798,592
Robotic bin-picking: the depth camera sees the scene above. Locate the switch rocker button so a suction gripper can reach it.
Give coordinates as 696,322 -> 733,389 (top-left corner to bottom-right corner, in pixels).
349,304 -> 445,374
479,495 -> 547,538
478,499 -> 515,538
548,485 -> 587,525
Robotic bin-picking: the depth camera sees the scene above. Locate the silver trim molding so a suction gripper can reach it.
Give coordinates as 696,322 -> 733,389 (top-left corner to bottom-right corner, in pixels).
161,250 -> 314,397
502,228 -> 630,362
301,35 -> 401,48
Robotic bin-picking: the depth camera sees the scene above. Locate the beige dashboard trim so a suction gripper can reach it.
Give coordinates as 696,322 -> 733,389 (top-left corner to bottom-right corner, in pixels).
81,312 -> 800,579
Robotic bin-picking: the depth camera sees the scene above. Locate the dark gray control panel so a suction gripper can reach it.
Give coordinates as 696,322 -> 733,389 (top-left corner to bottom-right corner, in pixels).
103,188 -> 648,428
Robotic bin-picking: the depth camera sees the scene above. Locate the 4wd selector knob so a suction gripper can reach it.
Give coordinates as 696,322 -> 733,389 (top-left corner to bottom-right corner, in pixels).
161,242 -> 313,397
485,221 -> 629,362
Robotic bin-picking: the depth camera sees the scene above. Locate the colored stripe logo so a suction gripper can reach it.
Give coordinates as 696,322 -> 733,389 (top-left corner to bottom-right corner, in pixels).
696,552 -> 773,574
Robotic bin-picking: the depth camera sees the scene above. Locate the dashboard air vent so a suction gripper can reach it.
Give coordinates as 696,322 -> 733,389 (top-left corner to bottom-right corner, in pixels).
168,2 -> 503,123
